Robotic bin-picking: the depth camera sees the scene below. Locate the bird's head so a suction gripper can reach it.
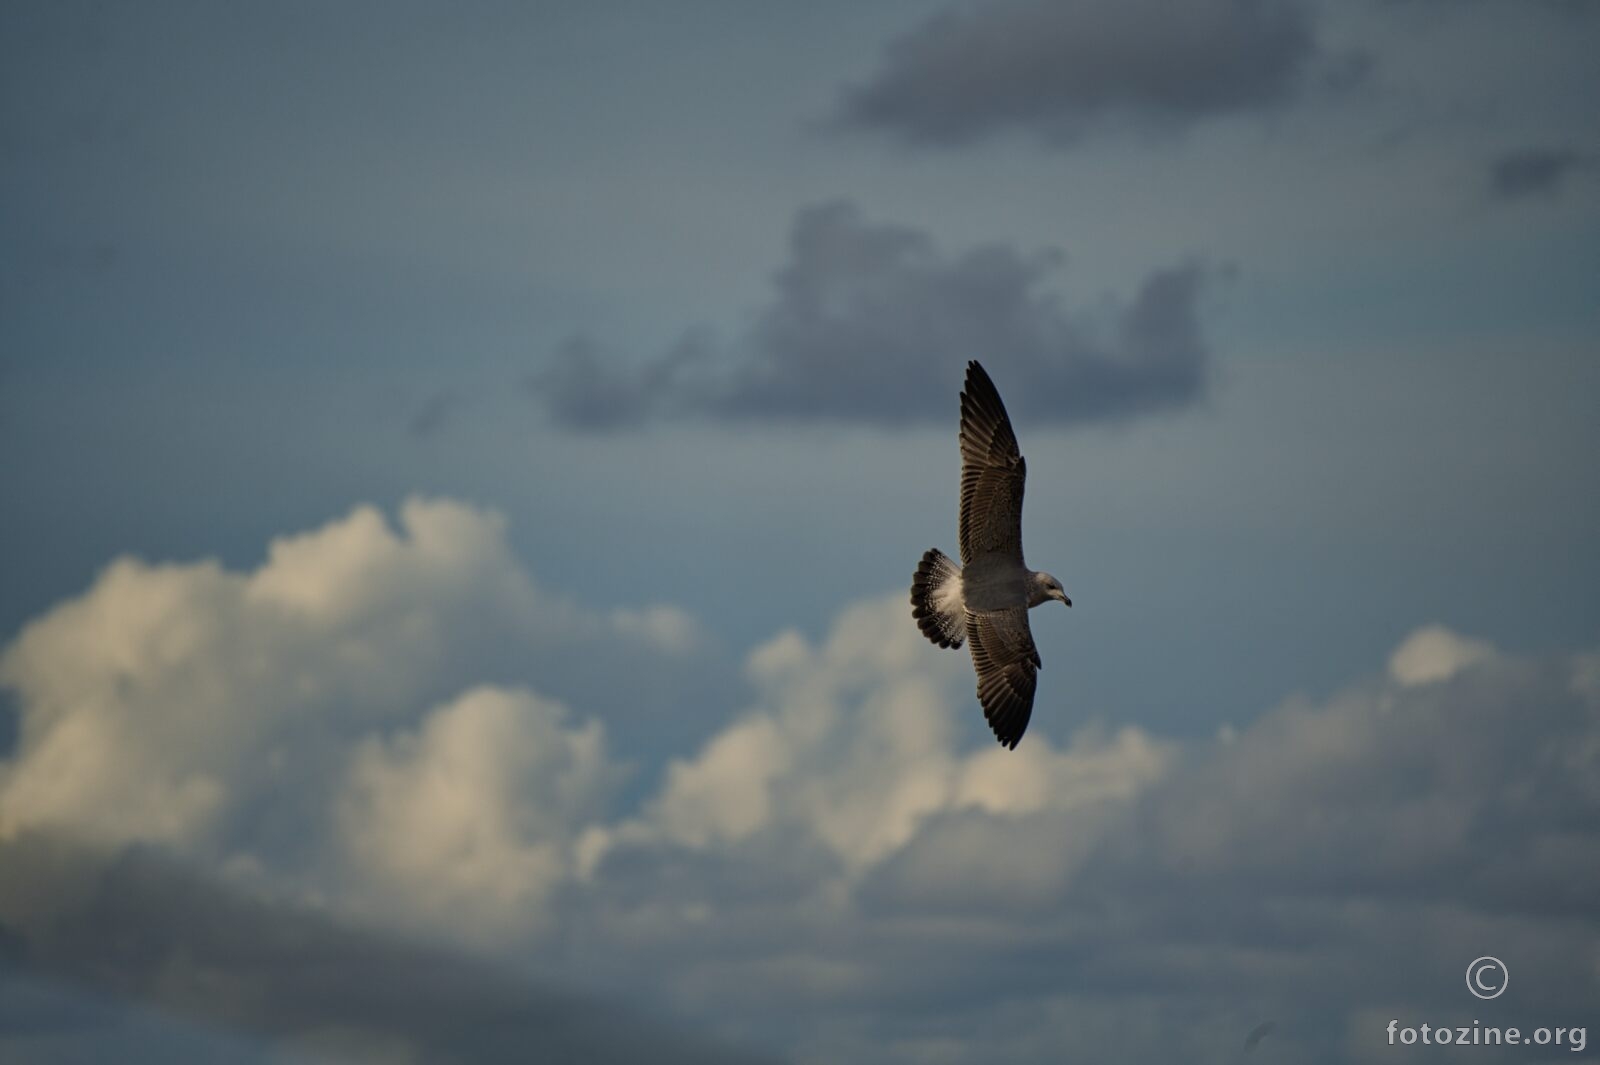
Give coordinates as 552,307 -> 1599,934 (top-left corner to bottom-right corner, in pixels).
1029,571 -> 1072,608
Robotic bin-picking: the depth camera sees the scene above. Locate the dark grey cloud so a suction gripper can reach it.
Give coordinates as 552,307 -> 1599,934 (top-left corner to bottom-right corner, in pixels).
0,971 -> 283,1064
0,834 -> 780,1065
528,333 -> 712,431
832,0 -> 1328,148
1487,146 -> 1592,201
532,202 -> 1213,430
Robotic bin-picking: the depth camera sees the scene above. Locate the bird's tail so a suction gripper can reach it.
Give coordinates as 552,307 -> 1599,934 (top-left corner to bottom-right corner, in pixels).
911,548 -> 965,649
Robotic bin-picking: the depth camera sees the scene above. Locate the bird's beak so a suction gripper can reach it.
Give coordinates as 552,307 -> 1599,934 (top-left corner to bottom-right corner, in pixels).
1059,591 -> 1072,607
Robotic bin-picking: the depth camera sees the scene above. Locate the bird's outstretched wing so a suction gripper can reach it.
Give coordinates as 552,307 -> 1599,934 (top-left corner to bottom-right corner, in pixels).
958,361 -> 1026,566
967,606 -> 1040,749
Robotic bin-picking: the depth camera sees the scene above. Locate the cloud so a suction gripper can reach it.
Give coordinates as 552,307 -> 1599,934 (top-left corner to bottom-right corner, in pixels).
831,0 -> 1331,148
529,334 -> 711,432
0,834 -> 777,1065
335,686 -> 620,942
1386,623 -> 1494,685
0,497 -> 721,936
4,504 -> 1597,1062
569,620 -> 1599,1062
1486,146 -> 1592,201
531,202 -> 1213,430
588,595 -> 1174,883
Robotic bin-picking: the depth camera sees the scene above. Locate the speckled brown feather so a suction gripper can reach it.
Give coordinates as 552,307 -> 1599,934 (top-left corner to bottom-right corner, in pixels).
957,361 -> 1027,566
967,606 -> 1040,748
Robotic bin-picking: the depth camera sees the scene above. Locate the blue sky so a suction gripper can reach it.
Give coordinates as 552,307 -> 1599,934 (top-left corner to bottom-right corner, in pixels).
2,2 -> 1598,1062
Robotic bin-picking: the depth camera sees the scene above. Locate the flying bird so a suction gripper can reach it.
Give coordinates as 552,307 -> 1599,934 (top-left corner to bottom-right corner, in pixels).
910,361 -> 1071,749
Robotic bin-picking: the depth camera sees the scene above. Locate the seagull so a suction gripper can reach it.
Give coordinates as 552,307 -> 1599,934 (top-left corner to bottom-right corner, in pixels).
910,361 -> 1071,749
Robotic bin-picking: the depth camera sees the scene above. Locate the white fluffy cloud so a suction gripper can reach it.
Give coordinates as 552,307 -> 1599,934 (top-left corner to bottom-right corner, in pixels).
0,499 -> 1183,976
3,498 -> 1597,1064
1387,623 -> 1496,686
0,498 -> 704,934
608,595 -> 1174,887
336,685 -> 618,941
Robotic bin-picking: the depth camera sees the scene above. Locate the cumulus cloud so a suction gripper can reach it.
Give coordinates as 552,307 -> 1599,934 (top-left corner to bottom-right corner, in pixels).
583,610 -> 1173,983
581,596 -> 1174,894
3,505 -> 1596,1063
832,0 -> 1334,148
531,202 -> 1213,430
567,621 -> 1599,1062
0,497 -> 721,935
1386,623 -> 1495,685
336,686 -> 619,941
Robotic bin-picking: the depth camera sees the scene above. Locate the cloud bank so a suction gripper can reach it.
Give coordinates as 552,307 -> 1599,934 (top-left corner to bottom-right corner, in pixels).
3,500 -> 1596,1062
0,498 -> 727,933
832,0 -> 1330,148
532,202 -> 1212,430
0,835 -> 776,1065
